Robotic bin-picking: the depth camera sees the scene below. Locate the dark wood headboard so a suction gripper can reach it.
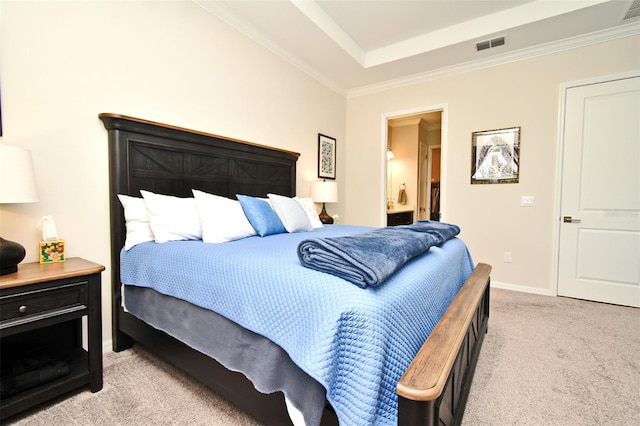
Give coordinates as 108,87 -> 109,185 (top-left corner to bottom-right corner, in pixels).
99,113 -> 300,344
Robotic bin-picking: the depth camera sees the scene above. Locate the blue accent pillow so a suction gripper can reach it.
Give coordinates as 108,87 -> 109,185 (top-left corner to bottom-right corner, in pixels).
236,194 -> 287,237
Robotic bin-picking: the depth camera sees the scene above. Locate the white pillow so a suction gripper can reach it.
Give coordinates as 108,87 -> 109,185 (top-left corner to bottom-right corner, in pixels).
140,190 -> 202,243
294,197 -> 324,229
117,194 -> 155,250
268,194 -> 314,233
192,190 -> 257,243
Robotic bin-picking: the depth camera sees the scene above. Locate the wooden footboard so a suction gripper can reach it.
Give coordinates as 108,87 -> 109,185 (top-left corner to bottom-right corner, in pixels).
397,263 -> 491,426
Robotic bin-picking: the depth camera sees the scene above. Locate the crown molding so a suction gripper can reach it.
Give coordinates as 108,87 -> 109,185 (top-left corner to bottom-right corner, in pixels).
347,22 -> 640,98
194,0 -> 638,100
290,0 -> 366,65
363,0 -> 611,68
193,0 -> 348,97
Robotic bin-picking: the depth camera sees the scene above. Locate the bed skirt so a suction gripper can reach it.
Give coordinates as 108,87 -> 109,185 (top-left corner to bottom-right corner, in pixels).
123,285 -> 327,425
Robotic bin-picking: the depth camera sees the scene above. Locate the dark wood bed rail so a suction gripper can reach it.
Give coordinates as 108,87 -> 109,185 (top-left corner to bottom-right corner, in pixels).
398,263 -> 491,426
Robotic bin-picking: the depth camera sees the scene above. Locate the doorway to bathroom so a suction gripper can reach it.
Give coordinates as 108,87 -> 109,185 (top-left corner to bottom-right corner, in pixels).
386,108 -> 443,225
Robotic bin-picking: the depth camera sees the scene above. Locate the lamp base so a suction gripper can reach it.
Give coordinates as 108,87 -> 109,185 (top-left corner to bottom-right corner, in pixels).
0,237 -> 26,276
318,203 -> 334,225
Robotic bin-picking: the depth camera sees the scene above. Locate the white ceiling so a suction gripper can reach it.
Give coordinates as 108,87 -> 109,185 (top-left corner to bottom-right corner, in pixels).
195,0 -> 640,96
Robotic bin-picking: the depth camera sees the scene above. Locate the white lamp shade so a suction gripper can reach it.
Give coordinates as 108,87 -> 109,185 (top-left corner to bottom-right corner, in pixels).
0,145 -> 39,203
311,180 -> 338,203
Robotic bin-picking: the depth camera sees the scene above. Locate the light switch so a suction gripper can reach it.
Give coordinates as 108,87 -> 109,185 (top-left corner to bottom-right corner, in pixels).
521,196 -> 534,207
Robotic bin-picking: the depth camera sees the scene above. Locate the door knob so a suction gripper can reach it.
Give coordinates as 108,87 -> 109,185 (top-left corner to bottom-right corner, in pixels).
563,216 -> 581,223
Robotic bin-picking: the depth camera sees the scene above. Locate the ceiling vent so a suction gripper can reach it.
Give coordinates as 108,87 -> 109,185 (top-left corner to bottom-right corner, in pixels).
623,0 -> 640,20
476,36 -> 506,52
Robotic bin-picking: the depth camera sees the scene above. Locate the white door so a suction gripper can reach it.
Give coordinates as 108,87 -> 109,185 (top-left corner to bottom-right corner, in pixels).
558,76 -> 640,307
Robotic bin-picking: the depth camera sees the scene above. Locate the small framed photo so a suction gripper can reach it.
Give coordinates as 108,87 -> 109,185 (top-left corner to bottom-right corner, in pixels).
318,133 -> 336,179
471,127 -> 521,184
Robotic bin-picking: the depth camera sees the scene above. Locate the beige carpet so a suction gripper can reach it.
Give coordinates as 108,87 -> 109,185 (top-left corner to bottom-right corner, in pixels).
462,289 -> 640,426
5,288 -> 640,425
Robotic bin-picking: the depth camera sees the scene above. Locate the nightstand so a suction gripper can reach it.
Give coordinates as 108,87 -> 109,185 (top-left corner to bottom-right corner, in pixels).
0,258 -> 104,420
387,210 -> 414,226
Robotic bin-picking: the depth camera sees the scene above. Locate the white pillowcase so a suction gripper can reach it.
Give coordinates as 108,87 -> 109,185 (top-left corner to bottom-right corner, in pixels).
140,190 -> 202,243
294,197 -> 324,229
117,194 -> 155,250
268,194 -> 314,233
192,190 -> 257,243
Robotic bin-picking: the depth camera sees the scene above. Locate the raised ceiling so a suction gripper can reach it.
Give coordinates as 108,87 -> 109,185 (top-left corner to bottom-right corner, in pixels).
195,0 -> 640,96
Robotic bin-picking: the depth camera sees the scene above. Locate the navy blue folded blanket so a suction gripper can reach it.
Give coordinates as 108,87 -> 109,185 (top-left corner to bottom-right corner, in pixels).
297,220 -> 460,288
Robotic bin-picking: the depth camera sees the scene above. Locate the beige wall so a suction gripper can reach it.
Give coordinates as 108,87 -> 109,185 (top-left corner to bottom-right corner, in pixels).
2,0 -> 638,346
0,0 -> 346,347
345,35 -> 640,294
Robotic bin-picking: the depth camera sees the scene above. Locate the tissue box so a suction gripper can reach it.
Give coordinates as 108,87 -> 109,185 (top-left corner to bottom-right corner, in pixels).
39,240 -> 65,263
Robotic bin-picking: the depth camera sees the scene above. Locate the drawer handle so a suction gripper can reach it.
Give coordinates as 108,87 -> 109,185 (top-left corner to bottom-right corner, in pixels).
18,305 -> 28,314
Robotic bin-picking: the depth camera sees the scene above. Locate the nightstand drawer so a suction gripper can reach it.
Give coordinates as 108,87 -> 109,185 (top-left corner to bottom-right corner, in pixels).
387,211 -> 414,226
0,281 -> 88,323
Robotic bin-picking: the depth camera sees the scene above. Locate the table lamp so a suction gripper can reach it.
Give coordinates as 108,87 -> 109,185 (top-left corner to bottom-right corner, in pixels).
0,145 -> 39,275
311,180 -> 338,225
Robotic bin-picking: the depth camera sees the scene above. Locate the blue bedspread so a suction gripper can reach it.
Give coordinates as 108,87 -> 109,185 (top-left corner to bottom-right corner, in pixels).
298,221 -> 460,288
120,225 -> 474,426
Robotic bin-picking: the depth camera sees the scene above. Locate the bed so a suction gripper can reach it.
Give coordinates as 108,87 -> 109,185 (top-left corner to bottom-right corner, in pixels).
99,113 -> 491,426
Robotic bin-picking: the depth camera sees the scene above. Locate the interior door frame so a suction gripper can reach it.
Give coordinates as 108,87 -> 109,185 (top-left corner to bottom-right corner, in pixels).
419,139 -> 428,220
552,70 -> 639,296
381,104 -> 448,226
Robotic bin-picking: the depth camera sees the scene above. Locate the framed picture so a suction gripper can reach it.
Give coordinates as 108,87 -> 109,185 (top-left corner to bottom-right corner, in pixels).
318,133 -> 336,179
471,127 -> 521,184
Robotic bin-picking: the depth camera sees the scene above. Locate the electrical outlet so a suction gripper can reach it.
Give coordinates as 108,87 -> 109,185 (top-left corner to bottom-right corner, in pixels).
521,196 -> 534,207
504,252 -> 512,263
